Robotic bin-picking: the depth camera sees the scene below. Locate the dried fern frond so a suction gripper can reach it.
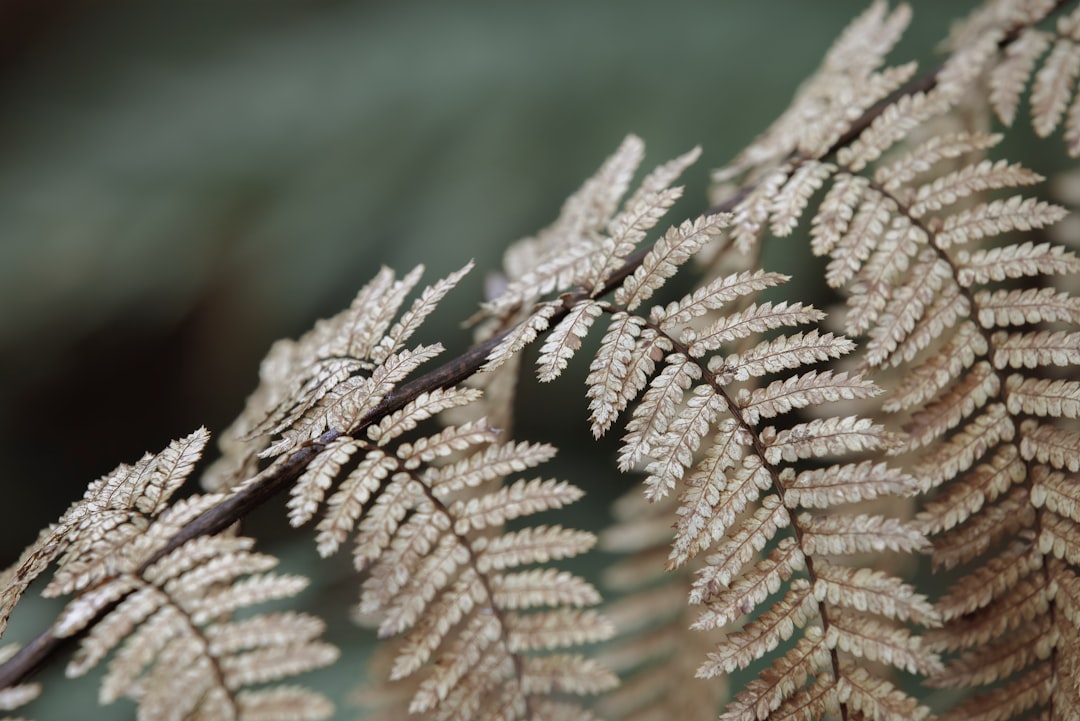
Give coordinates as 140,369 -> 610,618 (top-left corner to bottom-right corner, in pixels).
527,229 -> 936,719
487,134 -> 645,315
714,7 -> 1080,715
0,428 -> 211,638
713,0 -> 915,189
482,137 -> 708,320
487,116 -> 940,720
978,4 -> 1080,155
943,1 -> 1080,156
8,5 -> 1080,721
287,384 -> 614,719
3,431 -> 338,721
477,138 -> 731,376
202,263 -> 474,490
714,0 -> 1063,253
837,124 -> 1076,721
59,513 -> 338,721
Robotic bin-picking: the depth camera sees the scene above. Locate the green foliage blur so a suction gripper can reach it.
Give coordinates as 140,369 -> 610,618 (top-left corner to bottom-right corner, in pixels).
0,1 -> 979,718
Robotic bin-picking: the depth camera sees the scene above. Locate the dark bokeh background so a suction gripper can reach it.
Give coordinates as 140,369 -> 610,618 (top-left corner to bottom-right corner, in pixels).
0,1 -> 983,717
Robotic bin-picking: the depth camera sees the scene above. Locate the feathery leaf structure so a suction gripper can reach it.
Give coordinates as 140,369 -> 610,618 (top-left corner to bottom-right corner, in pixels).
978,2 -> 1080,155
209,260 -> 619,719
204,261 -> 474,490
290,401 -> 615,718
250,266 -> 616,719
4,3 -> 1080,720
2,430 -> 338,721
710,2 -> 1080,717
480,133 -> 730,374
1,429 -> 211,638
513,126 -> 939,716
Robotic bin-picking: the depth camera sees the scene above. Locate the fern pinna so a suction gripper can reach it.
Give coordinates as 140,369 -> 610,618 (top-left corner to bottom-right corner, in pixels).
221,263 -> 617,720
0,429 -> 338,721
483,131 -> 939,719
714,2 -> 1080,719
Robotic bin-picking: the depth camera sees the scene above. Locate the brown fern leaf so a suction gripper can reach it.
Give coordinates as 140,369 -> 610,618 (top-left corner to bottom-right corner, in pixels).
60,506 -> 338,721
0,428 -> 212,638
867,155 -> 1076,719
488,141 -> 732,433
482,134 -> 645,319
952,2 -> 1080,155
480,301 -> 562,374
202,263 -> 473,490
289,388 -> 614,720
739,16 -> 1080,717
713,1 -> 914,192
480,139 -> 730,377
495,130 -> 938,720
546,239 -> 937,719
694,8 -> 1077,719
480,136 -> 711,325
4,431 -> 338,721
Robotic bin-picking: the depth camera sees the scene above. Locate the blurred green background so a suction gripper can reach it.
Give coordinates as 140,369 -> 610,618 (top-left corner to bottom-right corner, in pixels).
0,1 -> 982,717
